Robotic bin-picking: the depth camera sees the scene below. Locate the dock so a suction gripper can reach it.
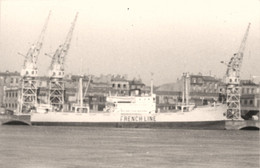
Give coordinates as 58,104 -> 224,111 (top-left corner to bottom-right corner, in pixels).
0,114 -> 31,126
225,120 -> 260,130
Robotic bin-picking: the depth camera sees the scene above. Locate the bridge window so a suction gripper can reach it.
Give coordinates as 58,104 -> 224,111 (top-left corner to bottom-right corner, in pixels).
118,84 -> 121,88
249,100 -> 253,105
244,100 -> 248,105
112,84 -> 115,88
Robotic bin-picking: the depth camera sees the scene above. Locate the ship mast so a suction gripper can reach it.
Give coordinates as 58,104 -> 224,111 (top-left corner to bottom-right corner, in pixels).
78,77 -> 83,108
182,72 -> 190,112
150,72 -> 154,95
83,75 -> 91,98
186,73 -> 189,106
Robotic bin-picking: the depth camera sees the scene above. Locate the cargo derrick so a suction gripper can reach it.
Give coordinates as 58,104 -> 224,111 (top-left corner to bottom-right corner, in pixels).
48,13 -> 78,111
19,11 -> 51,114
224,23 -> 251,120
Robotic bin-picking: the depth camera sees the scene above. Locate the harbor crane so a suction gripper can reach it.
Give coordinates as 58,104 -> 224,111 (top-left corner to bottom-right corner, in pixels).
48,13 -> 78,111
19,11 -> 51,114
224,23 -> 251,120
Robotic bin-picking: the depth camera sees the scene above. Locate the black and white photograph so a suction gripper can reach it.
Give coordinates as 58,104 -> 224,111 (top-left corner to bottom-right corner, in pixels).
0,0 -> 259,167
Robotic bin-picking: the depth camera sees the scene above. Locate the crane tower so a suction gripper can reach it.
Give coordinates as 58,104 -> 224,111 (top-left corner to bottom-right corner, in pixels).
48,13 -> 78,111
19,11 -> 51,114
225,23 -> 251,120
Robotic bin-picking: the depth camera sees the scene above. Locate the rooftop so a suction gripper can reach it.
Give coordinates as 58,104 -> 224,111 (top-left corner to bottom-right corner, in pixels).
0,71 -> 20,77
241,80 -> 259,86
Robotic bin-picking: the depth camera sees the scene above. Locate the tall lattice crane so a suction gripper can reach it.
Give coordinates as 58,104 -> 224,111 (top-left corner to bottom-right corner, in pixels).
224,23 -> 251,120
48,13 -> 78,111
19,11 -> 51,114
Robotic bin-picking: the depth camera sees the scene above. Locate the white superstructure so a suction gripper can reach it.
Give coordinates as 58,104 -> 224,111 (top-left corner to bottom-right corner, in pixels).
104,94 -> 156,114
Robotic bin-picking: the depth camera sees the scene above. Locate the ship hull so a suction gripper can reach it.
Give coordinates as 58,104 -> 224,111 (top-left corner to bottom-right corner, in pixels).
31,104 -> 227,129
32,120 -> 225,130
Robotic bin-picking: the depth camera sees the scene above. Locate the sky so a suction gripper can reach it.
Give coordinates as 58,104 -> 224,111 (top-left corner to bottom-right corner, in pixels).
0,0 -> 259,85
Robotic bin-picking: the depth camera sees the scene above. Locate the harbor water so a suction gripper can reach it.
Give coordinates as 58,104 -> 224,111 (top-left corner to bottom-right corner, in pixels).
0,126 -> 259,168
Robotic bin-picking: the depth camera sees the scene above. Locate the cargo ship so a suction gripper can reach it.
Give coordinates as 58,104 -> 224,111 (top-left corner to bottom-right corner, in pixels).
31,95 -> 226,129
31,75 -> 227,129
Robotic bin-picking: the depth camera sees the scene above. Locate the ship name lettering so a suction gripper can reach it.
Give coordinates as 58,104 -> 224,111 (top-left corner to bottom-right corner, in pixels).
120,115 -> 156,122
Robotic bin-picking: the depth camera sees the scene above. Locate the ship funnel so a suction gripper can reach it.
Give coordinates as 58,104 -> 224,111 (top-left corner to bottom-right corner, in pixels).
151,72 -> 154,95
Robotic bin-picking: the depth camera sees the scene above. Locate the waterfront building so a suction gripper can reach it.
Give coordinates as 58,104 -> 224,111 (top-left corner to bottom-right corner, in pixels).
86,82 -> 111,111
129,78 -> 146,96
3,70 -> 258,118
63,75 -> 90,110
155,73 -> 222,111
155,90 -> 181,111
0,71 -> 21,113
240,80 -> 260,119
111,75 -> 129,96
81,74 -> 111,111
189,74 -> 220,105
